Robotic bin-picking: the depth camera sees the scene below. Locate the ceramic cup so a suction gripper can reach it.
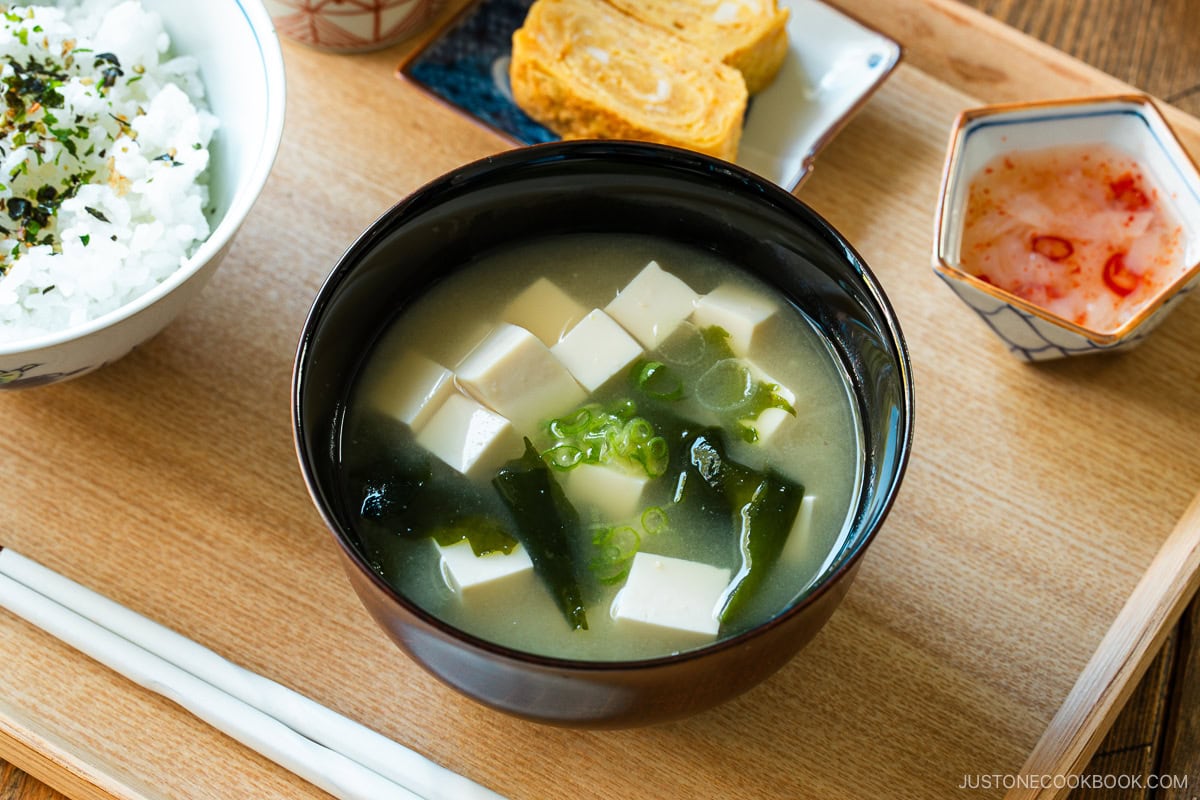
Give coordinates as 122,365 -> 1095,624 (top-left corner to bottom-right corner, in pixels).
263,0 -> 443,53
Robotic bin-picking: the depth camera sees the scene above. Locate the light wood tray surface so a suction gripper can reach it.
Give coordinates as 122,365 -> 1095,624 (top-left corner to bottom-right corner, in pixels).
2,1 -> 1200,798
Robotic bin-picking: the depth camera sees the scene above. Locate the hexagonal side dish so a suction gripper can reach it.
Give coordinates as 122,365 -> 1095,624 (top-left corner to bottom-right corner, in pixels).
932,94 -> 1200,361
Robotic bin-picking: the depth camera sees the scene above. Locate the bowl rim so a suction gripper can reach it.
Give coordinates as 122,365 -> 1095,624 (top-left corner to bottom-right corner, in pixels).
932,92 -> 1200,346
0,0 -> 287,357
293,139 -> 916,673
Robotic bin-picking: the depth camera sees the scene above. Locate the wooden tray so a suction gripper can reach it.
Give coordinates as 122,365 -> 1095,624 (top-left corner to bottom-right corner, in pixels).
3,1 -> 1200,797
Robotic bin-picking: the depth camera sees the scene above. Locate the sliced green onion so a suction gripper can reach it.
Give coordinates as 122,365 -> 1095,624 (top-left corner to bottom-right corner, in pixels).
543,444 -> 583,470
596,543 -> 621,562
588,525 -> 637,585
641,506 -> 668,535
607,525 -> 640,559
643,437 -> 669,476
587,509 -> 671,585
624,418 -> 654,446
595,566 -> 630,585
543,400 -> 670,478
549,406 -> 592,437
657,322 -> 707,366
632,359 -> 684,401
611,398 -> 638,420
696,358 -> 754,412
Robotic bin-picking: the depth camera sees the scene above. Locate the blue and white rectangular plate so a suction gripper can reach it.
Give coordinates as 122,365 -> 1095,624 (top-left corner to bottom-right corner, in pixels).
398,0 -> 902,191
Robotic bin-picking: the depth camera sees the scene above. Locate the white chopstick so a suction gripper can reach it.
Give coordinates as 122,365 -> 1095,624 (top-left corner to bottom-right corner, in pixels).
0,546 -> 506,800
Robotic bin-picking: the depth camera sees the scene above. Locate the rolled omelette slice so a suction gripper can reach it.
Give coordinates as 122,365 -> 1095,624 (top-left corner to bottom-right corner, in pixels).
509,0 -> 748,162
603,0 -> 790,95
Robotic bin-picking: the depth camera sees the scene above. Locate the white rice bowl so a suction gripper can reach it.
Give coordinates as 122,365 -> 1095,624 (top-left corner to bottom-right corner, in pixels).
0,0 -> 216,345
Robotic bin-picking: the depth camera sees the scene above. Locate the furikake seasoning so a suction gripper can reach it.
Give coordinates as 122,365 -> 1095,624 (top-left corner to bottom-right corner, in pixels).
0,5 -> 151,274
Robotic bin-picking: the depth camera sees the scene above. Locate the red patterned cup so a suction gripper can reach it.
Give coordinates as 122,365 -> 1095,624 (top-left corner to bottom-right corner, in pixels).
263,0 -> 442,53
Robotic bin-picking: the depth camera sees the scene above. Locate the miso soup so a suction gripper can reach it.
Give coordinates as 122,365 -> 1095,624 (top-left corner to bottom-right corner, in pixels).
340,234 -> 862,661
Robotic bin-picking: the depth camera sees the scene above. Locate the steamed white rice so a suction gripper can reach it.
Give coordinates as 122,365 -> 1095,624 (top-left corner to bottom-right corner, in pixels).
0,0 -> 216,344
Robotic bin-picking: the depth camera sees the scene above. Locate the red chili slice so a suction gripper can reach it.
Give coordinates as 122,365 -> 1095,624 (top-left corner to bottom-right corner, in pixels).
1031,235 -> 1074,261
1102,252 -> 1139,297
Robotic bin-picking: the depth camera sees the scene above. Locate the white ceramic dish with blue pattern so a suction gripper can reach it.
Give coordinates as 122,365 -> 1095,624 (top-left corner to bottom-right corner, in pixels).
933,94 -> 1200,362
400,0 -> 902,190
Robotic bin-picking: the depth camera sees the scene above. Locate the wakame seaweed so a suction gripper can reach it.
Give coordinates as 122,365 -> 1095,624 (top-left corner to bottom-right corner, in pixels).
719,472 -> 804,623
431,515 -> 518,557
493,438 -> 589,630
678,429 -> 804,625
349,417 -> 516,555
353,449 -> 435,539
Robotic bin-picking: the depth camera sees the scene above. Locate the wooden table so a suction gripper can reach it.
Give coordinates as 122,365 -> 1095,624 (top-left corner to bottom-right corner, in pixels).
3,1 -> 1200,798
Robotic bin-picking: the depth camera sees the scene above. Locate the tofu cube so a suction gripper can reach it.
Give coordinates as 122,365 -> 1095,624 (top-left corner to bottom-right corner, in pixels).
740,362 -> 798,445
551,309 -> 643,392
443,321 -> 495,367
367,350 -> 456,433
605,261 -> 700,348
691,282 -> 781,356
456,323 -> 587,433
563,462 -> 650,521
610,552 -> 731,640
743,407 -> 793,444
780,494 -> 817,564
501,277 -> 588,346
436,540 -> 535,604
415,392 -> 523,480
